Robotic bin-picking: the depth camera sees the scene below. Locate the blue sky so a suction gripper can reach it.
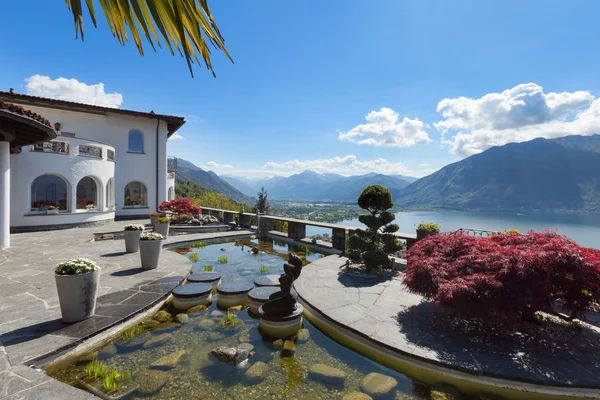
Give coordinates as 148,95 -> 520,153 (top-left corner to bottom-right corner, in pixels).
2,0 -> 600,178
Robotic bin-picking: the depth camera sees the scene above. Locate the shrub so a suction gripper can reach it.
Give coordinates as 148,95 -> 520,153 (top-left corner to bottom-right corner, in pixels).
158,198 -> 201,215
140,232 -> 164,241
55,258 -> 98,275
149,213 -> 160,217
403,231 -> 600,324
156,217 -> 170,224
416,221 -> 441,234
347,185 -> 403,272
124,224 -> 144,231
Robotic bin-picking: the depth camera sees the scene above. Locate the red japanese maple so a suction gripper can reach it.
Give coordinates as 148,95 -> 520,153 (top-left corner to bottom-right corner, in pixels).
158,198 -> 201,216
404,231 -> 600,323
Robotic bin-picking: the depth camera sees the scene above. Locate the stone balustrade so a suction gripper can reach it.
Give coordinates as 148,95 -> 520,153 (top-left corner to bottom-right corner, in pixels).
196,207 -> 419,252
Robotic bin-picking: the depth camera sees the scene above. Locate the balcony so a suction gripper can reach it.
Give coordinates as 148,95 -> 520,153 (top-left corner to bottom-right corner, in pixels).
168,157 -> 178,172
79,144 -> 102,158
31,141 -> 69,155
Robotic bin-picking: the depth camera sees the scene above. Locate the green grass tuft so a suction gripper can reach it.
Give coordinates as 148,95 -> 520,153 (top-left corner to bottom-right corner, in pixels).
217,256 -> 228,264
202,264 -> 213,272
189,253 -> 199,262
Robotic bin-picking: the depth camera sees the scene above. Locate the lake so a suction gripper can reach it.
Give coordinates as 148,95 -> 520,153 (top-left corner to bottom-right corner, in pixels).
305,210 -> 600,249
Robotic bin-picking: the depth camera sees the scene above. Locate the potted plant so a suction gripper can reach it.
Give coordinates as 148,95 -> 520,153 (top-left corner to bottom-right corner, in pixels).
149,213 -> 160,226
416,221 -> 441,240
139,232 -> 164,269
108,204 -> 115,211
154,217 -> 170,239
123,224 -> 144,253
46,205 -> 58,215
86,204 -> 96,212
55,258 -> 101,323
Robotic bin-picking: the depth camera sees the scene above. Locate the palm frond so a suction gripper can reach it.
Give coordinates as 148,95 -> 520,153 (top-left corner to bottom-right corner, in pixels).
65,0 -> 232,77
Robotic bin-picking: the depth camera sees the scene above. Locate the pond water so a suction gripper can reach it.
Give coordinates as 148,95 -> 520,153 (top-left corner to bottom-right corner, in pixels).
47,239 -> 482,399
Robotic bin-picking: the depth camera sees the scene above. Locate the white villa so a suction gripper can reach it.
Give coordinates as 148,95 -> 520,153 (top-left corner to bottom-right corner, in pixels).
0,90 -> 185,247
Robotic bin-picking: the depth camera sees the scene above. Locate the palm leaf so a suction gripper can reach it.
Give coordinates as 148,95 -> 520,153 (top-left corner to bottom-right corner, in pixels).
65,0 -> 232,76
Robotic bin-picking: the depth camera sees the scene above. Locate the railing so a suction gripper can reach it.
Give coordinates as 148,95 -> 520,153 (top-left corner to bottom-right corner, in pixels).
32,141 -> 69,154
456,228 -> 497,237
168,157 -> 178,172
79,144 -> 102,158
107,149 -> 115,161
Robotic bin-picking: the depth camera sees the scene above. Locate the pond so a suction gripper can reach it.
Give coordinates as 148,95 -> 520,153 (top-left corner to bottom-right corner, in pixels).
47,238 -> 467,399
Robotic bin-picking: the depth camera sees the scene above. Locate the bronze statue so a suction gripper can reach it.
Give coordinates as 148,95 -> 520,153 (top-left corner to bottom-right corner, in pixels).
261,254 -> 303,317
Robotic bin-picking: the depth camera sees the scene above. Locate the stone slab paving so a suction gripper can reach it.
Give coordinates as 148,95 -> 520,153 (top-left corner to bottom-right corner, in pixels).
0,222 -> 253,399
295,255 -> 600,389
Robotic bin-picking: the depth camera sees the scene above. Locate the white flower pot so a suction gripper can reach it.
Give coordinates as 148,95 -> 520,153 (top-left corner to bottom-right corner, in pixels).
150,215 -> 158,226
55,269 -> 101,323
140,240 -> 163,269
155,222 -> 170,239
124,229 -> 143,253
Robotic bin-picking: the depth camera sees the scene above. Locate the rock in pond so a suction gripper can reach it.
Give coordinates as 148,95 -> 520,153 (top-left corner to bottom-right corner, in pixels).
309,364 -> 346,385
207,331 -> 226,342
283,340 -> 296,352
210,347 -> 237,363
228,305 -> 243,312
140,319 -> 161,329
210,310 -> 224,318
187,304 -> 208,314
194,318 -> 216,330
343,392 -> 373,400
273,339 -> 284,347
238,343 -> 255,352
152,322 -> 181,332
142,333 -> 174,349
245,361 -> 268,384
137,369 -> 169,395
234,348 -> 252,365
151,350 -> 188,370
97,343 -> 117,359
360,372 -> 398,397
176,313 -> 189,324
296,328 -> 310,343
153,310 -> 172,323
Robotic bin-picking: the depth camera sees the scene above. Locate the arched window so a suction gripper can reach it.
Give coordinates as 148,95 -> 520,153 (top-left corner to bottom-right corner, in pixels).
128,130 -> 144,153
31,175 -> 68,212
76,177 -> 98,209
106,178 -> 114,209
124,181 -> 147,207
168,186 -> 174,201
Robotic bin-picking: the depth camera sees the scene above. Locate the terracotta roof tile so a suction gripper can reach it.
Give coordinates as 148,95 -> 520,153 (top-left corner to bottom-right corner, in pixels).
0,100 -> 52,128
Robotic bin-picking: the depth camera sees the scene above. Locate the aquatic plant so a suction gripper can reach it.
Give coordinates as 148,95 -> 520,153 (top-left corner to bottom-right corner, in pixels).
218,311 -> 240,329
202,264 -> 214,272
84,359 -> 107,379
189,253 -> 199,262
217,256 -> 228,264
404,231 -> 600,324
191,241 -> 206,248
224,238 -> 232,243
121,325 -> 148,341
84,360 -> 132,392
259,265 -> 271,274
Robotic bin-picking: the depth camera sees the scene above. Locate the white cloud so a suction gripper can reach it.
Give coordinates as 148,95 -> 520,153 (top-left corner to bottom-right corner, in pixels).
338,107 -> 431,147
25,75 -> 123,108
436,83 -> 598,156
169,133 -> 184,140
201,161 -> 233,170
263,155 -> 418,176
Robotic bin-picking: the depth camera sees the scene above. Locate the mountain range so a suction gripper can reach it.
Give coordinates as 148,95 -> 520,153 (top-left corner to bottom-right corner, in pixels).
173,134 -> 600,212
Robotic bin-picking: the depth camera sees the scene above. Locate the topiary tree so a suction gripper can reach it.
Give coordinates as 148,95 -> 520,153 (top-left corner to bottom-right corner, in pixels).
347,185 -> 403,272
403,231 -> 600,325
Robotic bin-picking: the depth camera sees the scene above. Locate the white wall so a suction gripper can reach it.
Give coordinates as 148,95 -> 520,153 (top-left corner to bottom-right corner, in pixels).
8,104 -> 171,228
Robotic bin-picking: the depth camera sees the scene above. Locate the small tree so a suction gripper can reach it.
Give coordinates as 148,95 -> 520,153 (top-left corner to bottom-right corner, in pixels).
158,198 -> 201,215
347,185 -> 403,271
254,187 -> 269,214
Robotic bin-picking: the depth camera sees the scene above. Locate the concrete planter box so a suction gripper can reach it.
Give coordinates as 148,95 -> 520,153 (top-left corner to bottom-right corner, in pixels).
155,222 -> 170,239
416,229 -> 437,241
150,215 -> 159,226
55,269 -> 101,323
124,230 -> 143,253
139,239 -> 163,269
46,209 -> 59,215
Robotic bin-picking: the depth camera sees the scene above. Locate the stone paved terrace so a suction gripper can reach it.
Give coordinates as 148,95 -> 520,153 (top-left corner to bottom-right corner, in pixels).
295,255 -> 600,396
0,221 -> 253,399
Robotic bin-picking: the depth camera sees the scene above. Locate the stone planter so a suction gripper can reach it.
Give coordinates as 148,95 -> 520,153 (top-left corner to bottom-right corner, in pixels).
46,209 -> 59,215
124,230 -> 143,253
55,269 -> 101,323
416,229 -> 437,241
155,222 -> 170,239
139,240 -> 163,269
150,215 -> 159,226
